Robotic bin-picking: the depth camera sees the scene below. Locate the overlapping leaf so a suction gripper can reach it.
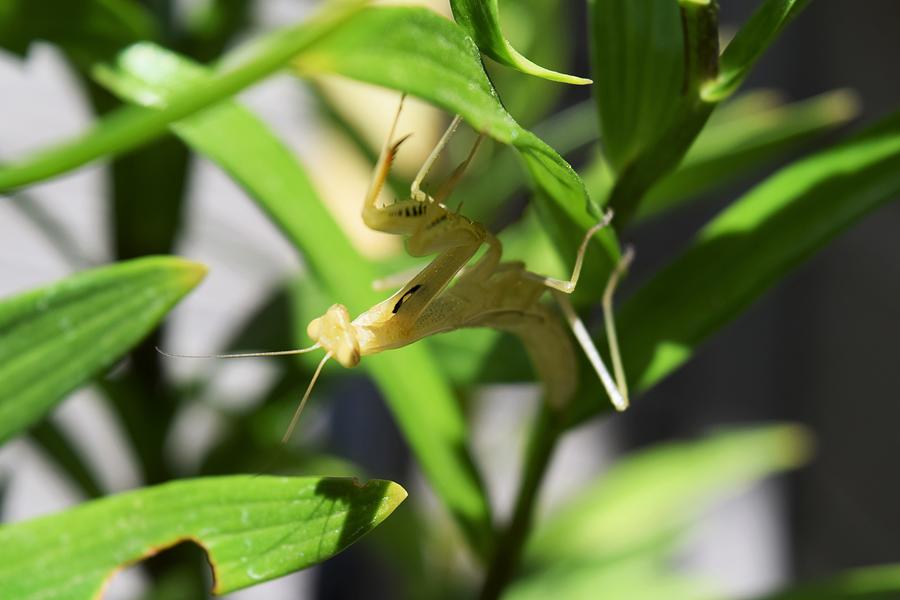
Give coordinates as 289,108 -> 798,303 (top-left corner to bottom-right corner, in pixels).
449,0 -> 591,85
294,5 -> 619,271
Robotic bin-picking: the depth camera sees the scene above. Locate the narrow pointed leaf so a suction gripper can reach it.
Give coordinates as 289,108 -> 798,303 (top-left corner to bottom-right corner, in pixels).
96,43 -> 493,556
0,0 -> 365,191
620,111 -> 900,392
449,0 -> 591,85
0,476 -> 406,598
527,425 -> 811,565
0,256 -> 205,445
637,89 -> 860,219
704,0 -> 811,102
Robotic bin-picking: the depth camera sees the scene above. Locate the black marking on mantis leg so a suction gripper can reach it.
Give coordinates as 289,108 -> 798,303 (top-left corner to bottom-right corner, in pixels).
392,284 -> 423,314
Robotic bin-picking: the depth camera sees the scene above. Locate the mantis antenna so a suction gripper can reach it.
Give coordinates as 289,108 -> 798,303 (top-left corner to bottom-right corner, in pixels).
282,352 -> 332,444
156,343 -> 327,444
156,344 -> 321,359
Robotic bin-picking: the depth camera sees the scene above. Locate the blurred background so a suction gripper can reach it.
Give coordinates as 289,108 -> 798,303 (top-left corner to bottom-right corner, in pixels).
0,0 -> 898,598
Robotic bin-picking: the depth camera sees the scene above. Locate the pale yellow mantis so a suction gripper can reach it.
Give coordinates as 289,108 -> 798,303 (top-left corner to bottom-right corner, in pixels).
163,98 -> 633,441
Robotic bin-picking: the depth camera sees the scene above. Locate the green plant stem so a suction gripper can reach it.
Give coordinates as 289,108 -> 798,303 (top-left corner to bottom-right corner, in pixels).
479,406 -> 564,600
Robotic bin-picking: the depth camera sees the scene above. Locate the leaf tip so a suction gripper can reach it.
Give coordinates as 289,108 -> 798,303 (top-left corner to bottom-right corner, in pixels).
174,258 -> 209,290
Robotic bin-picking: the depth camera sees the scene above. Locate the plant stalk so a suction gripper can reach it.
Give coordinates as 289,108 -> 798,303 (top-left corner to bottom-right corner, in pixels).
478,406 -> 563,600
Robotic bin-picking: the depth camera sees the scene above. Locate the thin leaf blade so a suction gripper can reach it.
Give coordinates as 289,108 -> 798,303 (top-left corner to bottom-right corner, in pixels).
704,0 -> 811,102
0,476 -> 406,598
0,256 -> 205,444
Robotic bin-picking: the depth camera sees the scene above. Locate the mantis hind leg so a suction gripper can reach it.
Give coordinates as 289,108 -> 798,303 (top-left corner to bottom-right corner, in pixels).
551,242 -> 634,411
523,210 -> 634,411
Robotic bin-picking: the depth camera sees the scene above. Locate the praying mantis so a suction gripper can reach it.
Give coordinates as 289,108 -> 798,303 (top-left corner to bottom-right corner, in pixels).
164,98 -> 633,442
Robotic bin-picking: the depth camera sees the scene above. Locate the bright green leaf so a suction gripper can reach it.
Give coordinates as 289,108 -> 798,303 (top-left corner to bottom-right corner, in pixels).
527,424 -> 811,565
449,0 -> 591,85
96,43 -> 493,557
758,564 -> 900,600
0,0 -> 364,191
0,256 -> 205,445
0,476 -> 406,598
619,110 -> 900,392
704,0 -> 811,102
294,5 -> 620,272
0,0 -> 157,69
638,89 -> 860,219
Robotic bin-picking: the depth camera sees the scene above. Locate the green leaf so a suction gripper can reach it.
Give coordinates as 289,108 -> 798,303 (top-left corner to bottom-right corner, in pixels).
0,0 -> 365,191
704,0 -> 811,103
527,424 -> 811,565
0,475 -> 406,598
0,256 -> 205,445
593,0 -> 720,223
96,43 -> 493,557
638,89 -> 860,219
589,0 -> 688,172
449,0 -> 591,85
295,5 -> 620,271
0,0 -> 157,69
619,110 -> 900,392
758,564 -> 900,600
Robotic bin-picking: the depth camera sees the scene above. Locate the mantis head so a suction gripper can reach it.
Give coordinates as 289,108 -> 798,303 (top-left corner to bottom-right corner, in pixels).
306,304 -> 361,368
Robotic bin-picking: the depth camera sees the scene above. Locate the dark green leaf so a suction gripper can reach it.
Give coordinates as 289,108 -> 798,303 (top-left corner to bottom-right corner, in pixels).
0,0 -> 157,69
704,0 -> 811,102
0,0 -> 365,191
598,0 -> 720,223
620,111 -> 900,392
0,476 -> 406,597
96,43 -> 494,557
0,256 -> 205,445
450,0 -> 591,85
295,5 -> 620,271
589,0 -> 688,172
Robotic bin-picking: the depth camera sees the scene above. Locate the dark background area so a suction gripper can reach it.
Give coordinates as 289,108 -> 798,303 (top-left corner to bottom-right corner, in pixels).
623,0 -> 900,580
